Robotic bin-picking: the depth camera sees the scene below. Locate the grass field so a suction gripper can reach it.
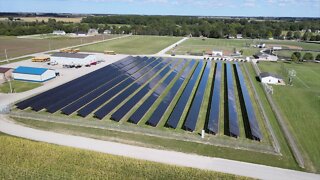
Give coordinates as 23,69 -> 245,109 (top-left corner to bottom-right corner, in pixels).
258,61 -> 320,172
0,132 -> 248,179
0,56 -> 33,65
0,80 -> 42,93
275,50 -> 320,59
0,35 -> 120,60
80,35 -> 182,54
0,17 -> 82,23
172,38 -> 320,57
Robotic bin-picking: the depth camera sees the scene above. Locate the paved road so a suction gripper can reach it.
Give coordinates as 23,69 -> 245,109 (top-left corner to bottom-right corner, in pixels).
0,116 -> 319,180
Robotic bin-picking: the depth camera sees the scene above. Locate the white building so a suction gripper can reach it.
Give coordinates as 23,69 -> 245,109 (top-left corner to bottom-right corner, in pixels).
212,50 -> 223,56
50,52 -> 96,66
259,72 -> 285,85
52,30 -> 66,35
13,66 -> 56,82
104,30 -> 112,34
76,31 -> 87,37
272,46 -> 282,50
236,34 -> 243,39
88,29 -> 99,36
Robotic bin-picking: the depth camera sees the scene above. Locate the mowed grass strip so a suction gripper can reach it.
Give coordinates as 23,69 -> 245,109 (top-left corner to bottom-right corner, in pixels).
258,62 -> 320,172
0,132 -> 248,179
0,80 -> 42,93
80,35 -> 182,55
0,56 -> 33,65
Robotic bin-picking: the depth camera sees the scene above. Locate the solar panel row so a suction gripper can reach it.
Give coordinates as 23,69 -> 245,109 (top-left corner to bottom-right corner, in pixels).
46,57 -> 150,113
145,60 -> 194,127
15,56 -> 136,110
61,57 -> 153,115
183,61 -> 211,131
94,58 -> 174,119
234,63 -> 262,141
166,60 -> 204,129
77,57 -> 163,117
226,63 -> 240,137
207,62 -> 222,134
110,59 -> 186,122
31,57 -> 143,111
128,60 -> 190,124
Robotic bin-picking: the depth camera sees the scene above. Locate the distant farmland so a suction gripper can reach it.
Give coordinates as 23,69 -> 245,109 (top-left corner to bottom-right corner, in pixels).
0,35 -> 120,60
0,17 -> 83,23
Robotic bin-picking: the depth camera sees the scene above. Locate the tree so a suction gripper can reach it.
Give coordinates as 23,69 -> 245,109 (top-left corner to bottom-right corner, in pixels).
293,52 -> 302,60
303,53 -> 314,60
316,54 -> 320,60
302,32 -> 312,41
286,31 -> 293,39
291,54 -> 298,63
267,31 -> 273,39
293,31 -> 301,39
8,17 -> 14,21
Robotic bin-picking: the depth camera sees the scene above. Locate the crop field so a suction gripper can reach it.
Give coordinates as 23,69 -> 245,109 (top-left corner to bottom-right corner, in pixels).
258,61 -> 320,172
0,80 -> 42,93
80,35 -> 182,54
0,132 -> 247,179
171,38 -> 320,57
0,17 -> 83,23
0,34 -> 121,60
14,57 -> 276,155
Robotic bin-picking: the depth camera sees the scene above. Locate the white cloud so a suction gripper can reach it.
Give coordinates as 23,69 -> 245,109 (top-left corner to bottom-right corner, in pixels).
243,0 -> 256,7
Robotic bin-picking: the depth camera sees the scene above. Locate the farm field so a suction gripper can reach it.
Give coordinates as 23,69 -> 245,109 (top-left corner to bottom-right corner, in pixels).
0,80 -> 42,93
258,61 -> 320,172
80,35 -> 182,54
0,16 -> 83,23
171,38 -> 320,57
0,132 -> 247,179
0,34 -> 121,60
0,56 -> 33,65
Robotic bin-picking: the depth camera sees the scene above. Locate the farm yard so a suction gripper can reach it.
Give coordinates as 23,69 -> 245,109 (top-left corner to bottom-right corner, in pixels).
0,34 -> 121,60
258,62 -> 320,172
80,36 -> 182,54
171,38 -> 320,58
0,132 -> 246,179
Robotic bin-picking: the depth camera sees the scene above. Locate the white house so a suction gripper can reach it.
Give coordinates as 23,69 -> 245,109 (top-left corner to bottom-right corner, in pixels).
259,72 -> 285,85
13,66 -> 56,82
212,50 -> 223,56
50,52 -> 96,66
88,29 -> 99,36
236,34 -> 243,39
52,30 -> 66,35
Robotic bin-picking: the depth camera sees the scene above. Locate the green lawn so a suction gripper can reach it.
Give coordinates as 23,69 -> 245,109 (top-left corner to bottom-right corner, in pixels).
0,132 -> 247,179
0,80 -> 42,93
80,35 -> 182,54
258,61 -> 320,172
275,50 -> 320,59
0,56 -> 33,65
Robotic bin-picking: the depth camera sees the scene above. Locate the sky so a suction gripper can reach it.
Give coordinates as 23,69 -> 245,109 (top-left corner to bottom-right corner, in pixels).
0,0 -> 319,17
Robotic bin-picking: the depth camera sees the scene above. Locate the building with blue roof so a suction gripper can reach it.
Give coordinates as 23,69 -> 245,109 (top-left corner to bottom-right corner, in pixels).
13,66 -> 56,82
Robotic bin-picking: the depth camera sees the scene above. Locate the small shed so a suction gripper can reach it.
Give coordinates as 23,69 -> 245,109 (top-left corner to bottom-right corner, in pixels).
259,72 -> 285,85
13,66 -> 56,82
0,67 -> 13,84
50,52 -> 96,66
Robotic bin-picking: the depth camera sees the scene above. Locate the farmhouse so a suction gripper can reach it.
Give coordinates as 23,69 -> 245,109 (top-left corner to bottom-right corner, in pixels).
50,52 -> 96,66
212,50 -> 223,56
259,72 -> 285,85
0,67 -> 13,84
52,30 -> 66,35
13,66 -> 56,82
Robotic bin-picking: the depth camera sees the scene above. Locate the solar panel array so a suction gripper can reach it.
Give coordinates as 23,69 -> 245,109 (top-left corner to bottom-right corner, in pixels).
16,57 -> 262,141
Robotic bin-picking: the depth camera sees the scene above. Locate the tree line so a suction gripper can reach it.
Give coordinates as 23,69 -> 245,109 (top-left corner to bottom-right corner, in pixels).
1,15 -> 320,41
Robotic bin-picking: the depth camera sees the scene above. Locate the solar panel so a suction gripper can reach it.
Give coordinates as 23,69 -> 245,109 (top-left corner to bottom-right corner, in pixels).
94,59 -> 177,120
15,56 -> 137,110
127,60 -> 189,124
27,56 -> 139,111
77,58 -> 163,117
146,60 -> 196,127
166,60 -> 204,129
183,61 -> 211,132
46,57 -> 150,113
111,60 -> 188,121
234,63 -> 262,141
226,63 -> 240,137
207,62 -> 222,134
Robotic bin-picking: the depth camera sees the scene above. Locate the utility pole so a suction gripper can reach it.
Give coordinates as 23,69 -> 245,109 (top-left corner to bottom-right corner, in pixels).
5,49 -> 8,62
